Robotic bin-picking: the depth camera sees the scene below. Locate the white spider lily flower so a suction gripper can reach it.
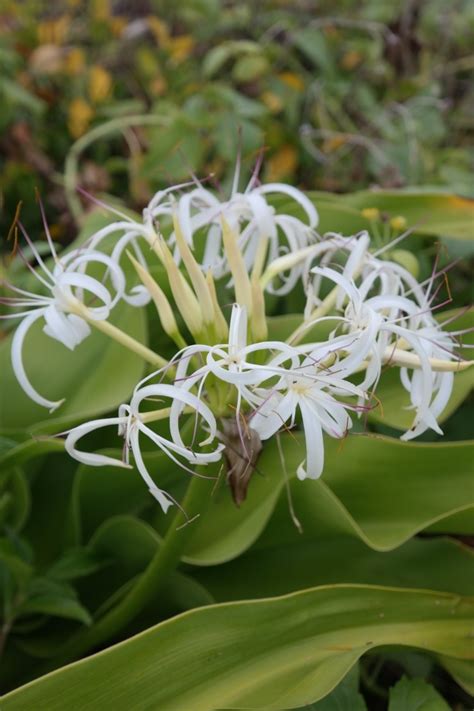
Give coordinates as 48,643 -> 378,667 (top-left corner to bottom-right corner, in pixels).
309,265 -> 461,439
76,183 -> 197,308
171,304 -> 301,422
250,363 -> 365,480
2,239 -> 125,412
65,382 -> 224,513
167,166 -> 318,292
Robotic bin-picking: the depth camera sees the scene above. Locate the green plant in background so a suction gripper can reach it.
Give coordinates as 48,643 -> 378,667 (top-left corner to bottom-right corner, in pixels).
1,0 -> 474,240
0,164 -> 473,708
1,1 -> 474,708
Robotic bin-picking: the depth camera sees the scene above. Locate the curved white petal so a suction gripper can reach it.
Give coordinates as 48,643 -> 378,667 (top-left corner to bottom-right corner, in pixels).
297,399 -> 325,480
65,416 -> 131,466
129,428 -> 174,513
11,311 -> 65,412
256,183 -> 319,227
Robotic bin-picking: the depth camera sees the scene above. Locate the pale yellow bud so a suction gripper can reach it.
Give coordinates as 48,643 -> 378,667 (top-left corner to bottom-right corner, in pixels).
205,270 -> 229,342
172,214 -> 214,326
390,215 -> 407,231
361,207 -> 380,222
127,252 -> 187,349
221,218 -> 253,316
260,245 -> 316,289
382,348 -> 473,373
158,237 -> 204,339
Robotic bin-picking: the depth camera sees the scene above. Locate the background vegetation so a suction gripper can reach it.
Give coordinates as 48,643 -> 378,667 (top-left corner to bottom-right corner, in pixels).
0,1 -> 473,709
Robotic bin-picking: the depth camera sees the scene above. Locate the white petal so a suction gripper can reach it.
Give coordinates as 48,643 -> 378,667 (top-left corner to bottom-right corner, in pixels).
129,429 -> 174,513
65,416 -> 131,466
256,183 -> 319,227
228,304 -> 248,355
250,390 -> 297,440
11,311 -> 65,412
297,399 -> 324,480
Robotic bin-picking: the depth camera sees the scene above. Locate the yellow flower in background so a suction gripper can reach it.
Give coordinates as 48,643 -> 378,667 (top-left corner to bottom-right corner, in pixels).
147,16 -> 170,46
361,207 -> 381,221
341,50 -> 363,71
90,0 -> 110,21
37,15 -> 70,45
65,47 -> 85,76
390,216 -> 407,231
109,15 -> 127,37
266,145 -> 298,181
168,35 -> 195,64
88,65 -> 113,103
261,91 -> 283,114
68,98 -> 94,138
278,72 -> 305,92
150,76 -> 168,96
322,135 -> 347,153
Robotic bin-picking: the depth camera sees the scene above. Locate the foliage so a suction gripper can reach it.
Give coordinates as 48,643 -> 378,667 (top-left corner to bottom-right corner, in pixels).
1,0 -> 474,240
0,2 -> 473,709
0,200 -> 473,708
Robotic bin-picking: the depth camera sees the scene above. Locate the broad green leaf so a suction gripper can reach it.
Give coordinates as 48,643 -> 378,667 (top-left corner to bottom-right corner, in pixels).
0,437 -> 19,458
22,453 -> 78,566
3,586 -> 472,711
82,516 -> 213,620
387,676 -> 450,711
0,439 -> 65,479
0,538 -> 33,587
292,29 -> 332,72
275,190 -> 474,240
427,508 -> 474,535
47,548 -> 104,582
340,190 -> 474,241
194,537 -> 474,602
290,665 -> 366,710
17,578 -> 91,626
183,435 -> 474,564
0,469 -> 30,531
69,448 -> 180,544
438,656 -> 474,695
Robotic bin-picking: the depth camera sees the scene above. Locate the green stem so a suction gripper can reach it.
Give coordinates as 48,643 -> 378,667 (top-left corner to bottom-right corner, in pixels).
51,473 -> 213,668
287,286 -> 339,345
64,114 -> 170,224
86,316 -> 170,371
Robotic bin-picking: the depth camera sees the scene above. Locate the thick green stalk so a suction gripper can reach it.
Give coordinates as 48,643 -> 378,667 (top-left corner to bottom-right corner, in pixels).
86,315 -> 169,371
50,473 -> 213,668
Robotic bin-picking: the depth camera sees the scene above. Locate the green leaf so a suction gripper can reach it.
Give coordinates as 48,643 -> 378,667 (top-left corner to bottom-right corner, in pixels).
388,676 -> 450,711
3,586 -> 472,710
438,656 -> 474,695
0,538 -> 33,587
288,666 -> 366,710
232,55 -> 269,83
0,439 -> 66,476
69,448 -> 179,543
182,435 -> 474,564
22,453 -> 78,566
194,537 -> 474,602
0,469 -> 30,531
83,516 -> 213,619
276,190 -> 474,240
47,549 -> 104,582
341,190 -> 474,241
292,29 -> 332,72
17,578 -> 92,626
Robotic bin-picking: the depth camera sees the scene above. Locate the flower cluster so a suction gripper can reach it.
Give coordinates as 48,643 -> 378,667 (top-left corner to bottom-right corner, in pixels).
3,171 -> 471,513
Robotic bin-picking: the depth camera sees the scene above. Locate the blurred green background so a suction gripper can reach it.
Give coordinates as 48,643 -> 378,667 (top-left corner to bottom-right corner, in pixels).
1,0 -> 473,242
